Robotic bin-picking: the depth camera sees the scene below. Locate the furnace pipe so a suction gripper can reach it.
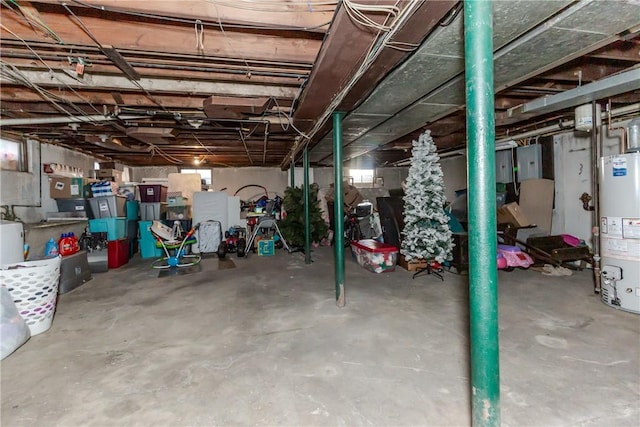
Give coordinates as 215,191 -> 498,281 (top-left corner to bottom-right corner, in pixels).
496,103 -> 640,144
592,101 -> 602,294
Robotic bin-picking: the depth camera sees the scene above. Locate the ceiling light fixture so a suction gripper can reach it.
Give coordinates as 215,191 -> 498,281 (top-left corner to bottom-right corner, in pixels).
187,119 -> 204,129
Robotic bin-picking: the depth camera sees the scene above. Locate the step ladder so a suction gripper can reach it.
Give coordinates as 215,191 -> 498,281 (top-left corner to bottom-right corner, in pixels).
245,216 -> 290,256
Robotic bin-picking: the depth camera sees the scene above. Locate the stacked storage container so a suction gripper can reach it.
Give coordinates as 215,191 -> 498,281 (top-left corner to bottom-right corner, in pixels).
88,163 -> 129,268
139,185 -> 168,221
88,217 -> 129,268
126,200 -> 139,258
138,220 -> 163,259
165,193 -> 191,224
49,176 -> 93,219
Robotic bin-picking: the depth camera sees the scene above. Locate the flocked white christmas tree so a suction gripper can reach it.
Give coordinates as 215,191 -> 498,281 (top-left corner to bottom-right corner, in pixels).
401,130 -> 453,263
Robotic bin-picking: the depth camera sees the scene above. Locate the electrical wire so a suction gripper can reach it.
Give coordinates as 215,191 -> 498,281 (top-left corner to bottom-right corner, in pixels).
439,2 -> 463,27
238,128 -> 254,165
284,0 -> 420,166
383,40 -> 420,52
209,0 -> 252,75
0,23 -> 105,119
205,0 -> 338,13
342,0 -> 400,32
3,0 -> 64,43
195,19 -> 205,51
192,134 -> 234,167
61,3 -> 171,113
149,144 -> 184,164
71,0 -> 332,31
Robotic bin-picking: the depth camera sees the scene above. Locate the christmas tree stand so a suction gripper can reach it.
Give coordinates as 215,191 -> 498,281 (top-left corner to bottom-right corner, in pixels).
412,261 -> 444,281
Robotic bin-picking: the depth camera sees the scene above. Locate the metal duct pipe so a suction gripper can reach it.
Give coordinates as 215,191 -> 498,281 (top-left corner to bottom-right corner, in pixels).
0,115 -> 146,126
496,103 -> 640,144
592,101 -> 602,294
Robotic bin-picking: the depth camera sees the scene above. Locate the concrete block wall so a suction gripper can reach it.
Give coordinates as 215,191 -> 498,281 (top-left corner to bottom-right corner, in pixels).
130,166 -> 180,182
1,141 -> 100,223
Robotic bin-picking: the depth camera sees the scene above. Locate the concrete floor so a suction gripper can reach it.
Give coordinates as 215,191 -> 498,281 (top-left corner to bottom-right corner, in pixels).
2,247 -> 639,426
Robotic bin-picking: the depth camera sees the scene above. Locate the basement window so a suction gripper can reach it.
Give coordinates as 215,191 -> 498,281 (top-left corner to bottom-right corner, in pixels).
349,168 -> 375,184
0,138 -> 26,172
181,168 -> 212,185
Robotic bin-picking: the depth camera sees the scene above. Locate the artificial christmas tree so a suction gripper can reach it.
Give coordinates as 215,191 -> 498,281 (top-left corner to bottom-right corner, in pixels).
401,130 -> 454,267
278,184 -> 328,248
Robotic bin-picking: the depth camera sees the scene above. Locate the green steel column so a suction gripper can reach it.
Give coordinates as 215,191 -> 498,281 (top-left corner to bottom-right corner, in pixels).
464,1 -> 500,426
333,111 -> 346,307
290,160 -> 295,188
303,147 -> 312,264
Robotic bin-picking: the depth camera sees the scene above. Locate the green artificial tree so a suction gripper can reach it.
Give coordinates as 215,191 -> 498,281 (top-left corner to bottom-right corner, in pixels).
279,184 -> 328,247
401,130 -> 453,264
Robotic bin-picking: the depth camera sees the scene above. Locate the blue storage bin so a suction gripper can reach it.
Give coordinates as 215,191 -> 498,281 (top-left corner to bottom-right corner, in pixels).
89,218 -> 126,240
138,221 -> 155,240
126,201 -> 139,220
127,220 -> 138,240
139,237 -> 163,259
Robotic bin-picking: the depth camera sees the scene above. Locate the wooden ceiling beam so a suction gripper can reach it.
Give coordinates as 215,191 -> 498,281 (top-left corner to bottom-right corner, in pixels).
588,39 -> 640,62
30,0 -> 334,32
535,63 -> 632,84
0,68 -> 299,98
1,55 -> 301,86
1,86 -> 209,109
0,7 -> 321,63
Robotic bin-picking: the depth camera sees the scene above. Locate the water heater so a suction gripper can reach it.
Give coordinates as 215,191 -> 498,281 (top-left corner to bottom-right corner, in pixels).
599,151 -> 640,314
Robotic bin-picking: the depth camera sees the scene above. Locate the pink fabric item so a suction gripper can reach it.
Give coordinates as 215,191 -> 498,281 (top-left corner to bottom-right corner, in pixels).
497,246 -> 534,269
561,234 -> 581,247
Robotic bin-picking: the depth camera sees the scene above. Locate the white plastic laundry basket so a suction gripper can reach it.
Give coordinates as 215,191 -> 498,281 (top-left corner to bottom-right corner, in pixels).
0,256 -> 61,336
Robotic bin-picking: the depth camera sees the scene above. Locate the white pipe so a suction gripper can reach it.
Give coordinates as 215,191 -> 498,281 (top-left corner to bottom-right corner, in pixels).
0,115 -> 147,126
497,103 -> 640,144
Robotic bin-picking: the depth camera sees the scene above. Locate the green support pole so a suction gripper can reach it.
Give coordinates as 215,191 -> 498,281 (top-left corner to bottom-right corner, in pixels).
464,1 -> 500,426
333,111 -> 346,307
290,160 -> 295,189
303,147 -> 311,264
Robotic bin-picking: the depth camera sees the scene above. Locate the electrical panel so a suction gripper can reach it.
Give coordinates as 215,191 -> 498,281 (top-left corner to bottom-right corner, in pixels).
517,144 -> 543,181
495,150 -> 514,183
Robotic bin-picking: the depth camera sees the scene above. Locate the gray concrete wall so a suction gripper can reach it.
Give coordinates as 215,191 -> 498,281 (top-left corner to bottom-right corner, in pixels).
212,167 -> 288,200
131,166 -> 179,182
313,167 -> 340,189
374,167 -> 408,190
440,156 -> 467,203
1,141 -> 100,223
313,166 -> 408,191
551,121 -> 627,245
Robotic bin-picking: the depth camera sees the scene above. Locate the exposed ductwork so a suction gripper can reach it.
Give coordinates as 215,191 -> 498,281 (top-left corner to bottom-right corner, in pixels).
309,0 -> 640,165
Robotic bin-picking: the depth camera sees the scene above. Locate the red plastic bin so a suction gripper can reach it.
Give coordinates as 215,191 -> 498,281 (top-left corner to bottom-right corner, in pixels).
350,239 -> 398,273
138,184 -> 168,203
108,238 -> 130,269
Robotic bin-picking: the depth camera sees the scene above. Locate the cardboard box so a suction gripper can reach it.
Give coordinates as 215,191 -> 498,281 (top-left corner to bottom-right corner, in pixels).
398,254 -> 428,272
519,179 -> 554,233
96,169 -> 123,182
497,202 -> 531,227
49,177 -> 91,199
344,187 -> 364,210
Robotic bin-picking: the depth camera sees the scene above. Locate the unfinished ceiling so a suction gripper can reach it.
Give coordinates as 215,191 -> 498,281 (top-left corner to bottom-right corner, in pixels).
1,0 -> 639,168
